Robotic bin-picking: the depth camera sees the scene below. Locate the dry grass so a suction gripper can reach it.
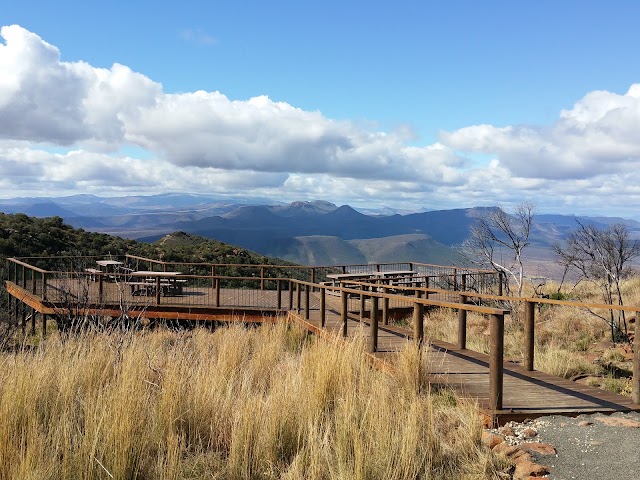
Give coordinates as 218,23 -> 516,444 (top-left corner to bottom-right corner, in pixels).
419,278 -> 638,396
0,322 -> 507,479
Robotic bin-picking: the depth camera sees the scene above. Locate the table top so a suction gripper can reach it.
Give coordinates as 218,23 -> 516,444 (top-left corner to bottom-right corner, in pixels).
373,270 -> 416,277
326,272 -> 374,280
130,271 -> 182,277
96,260 -> 123,267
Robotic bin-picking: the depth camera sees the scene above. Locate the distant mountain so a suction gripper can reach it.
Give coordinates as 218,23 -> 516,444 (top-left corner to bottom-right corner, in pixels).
3,194 -> 640,271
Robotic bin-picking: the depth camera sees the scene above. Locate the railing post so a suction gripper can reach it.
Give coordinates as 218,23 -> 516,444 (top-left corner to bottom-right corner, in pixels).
489,313 -> 505,411
320,287 -> 326,328
360,287 -> 366,321
453,268 -> 458,290
310,268 -> 316,286
98,273 -> 104,304
296,282 -> 301,312
382,287 -> 389,325
215,278 -> 221,307
42,272 -> 47,301
458,294 -> 467,349
288,280 -> 294,310
461,273 -> 467,291
211,266 -> 216,289
304,284 -> 310,320
498,272 -> 504,296
633,311 -> 640,405
155,276 -> 161,305
424,276 -> 430,299
341,290 -> 348,337
370,295 -> 379,353
260,267 -> 265,291
524,300 -> 535,371
277,280 -> 282,310
413,290 -> 424,345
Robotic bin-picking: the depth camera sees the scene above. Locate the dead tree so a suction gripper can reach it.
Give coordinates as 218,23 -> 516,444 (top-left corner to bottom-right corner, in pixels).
461,203 -> 534,298
553,221 -> 639,342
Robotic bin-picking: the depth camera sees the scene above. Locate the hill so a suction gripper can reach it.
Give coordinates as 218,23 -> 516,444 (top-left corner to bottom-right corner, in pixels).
0,213 -> 290,268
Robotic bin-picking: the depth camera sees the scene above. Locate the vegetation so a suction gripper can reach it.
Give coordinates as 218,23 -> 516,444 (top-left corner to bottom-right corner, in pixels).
460,203 -> 534,297
0,323 -> 507,479
421,278 -> 638,397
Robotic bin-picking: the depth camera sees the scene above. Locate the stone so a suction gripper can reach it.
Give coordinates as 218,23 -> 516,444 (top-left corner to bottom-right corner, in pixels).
578,420 -> 593,427
492,443 -> 519,456
499,425 -> 516,437
513,460 -> 550,480
482,431 -> 504,449
520,442 -> 557,456
521,427 -> 538,438
594,416 -> 640,428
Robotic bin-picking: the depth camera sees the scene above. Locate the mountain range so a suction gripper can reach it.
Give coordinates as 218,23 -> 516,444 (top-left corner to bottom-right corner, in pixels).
2,194 -> 640,276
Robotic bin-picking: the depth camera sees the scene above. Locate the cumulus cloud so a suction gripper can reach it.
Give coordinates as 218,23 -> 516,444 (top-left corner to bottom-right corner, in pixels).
0,24 -> 464,186
441,84 -> 640,180
3,24 -> 640,217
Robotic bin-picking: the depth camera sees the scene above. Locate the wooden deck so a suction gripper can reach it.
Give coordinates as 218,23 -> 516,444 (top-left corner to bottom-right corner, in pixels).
289,292 -> 640,426
5,273 -> 640,427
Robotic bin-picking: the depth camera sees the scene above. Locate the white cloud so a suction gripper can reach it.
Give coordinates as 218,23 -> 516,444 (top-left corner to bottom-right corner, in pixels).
3,24 -> 640,217
441,84 -> 640,180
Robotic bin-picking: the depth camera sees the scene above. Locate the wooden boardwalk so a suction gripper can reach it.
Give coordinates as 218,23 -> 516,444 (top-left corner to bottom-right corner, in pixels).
289,292 -> 640,426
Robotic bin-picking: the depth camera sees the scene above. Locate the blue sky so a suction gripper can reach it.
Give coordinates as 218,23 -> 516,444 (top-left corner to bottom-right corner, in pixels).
2,1 -> 640,217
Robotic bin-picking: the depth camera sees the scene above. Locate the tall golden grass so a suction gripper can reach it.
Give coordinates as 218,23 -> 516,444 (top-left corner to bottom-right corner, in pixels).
0,322 -> 506,479
421,278 -> 638,394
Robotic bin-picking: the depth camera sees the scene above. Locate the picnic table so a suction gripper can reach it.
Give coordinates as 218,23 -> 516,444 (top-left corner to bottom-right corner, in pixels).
127,271 -> 185,296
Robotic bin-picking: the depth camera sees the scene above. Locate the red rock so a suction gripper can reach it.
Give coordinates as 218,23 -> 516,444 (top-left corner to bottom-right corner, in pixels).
520,442 -> 557,456
499,425 -> 516,437
521,427 -> 538,438
513,460 -> 550,479
594,416 -> 640,428
482,431 -> 504,449
492,443 -> 519,456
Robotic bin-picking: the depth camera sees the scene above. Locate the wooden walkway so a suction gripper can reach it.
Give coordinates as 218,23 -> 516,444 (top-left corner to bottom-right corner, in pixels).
289,292 -> 640,426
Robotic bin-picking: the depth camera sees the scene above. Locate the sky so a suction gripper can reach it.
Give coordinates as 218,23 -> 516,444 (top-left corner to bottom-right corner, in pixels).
2,1 -> 640,217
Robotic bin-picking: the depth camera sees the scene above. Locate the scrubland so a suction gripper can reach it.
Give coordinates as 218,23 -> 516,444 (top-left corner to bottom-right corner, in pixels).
421,277 -> 639,396
0,322 -> 508,479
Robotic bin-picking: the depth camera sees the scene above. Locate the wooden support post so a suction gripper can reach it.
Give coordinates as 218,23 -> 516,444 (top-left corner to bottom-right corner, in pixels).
42,314 -> 47,337
457,294 -> 467,349
211,266 -> 216,289
453,268 -> 458,290
215,278 -> 220,307
633,312 -> 640,404
310,268 -> 316,287
260,267 -> 265,290
498,272 -> 504,296
489,313 -> 505,411
524,300 -> 535,371
461,273 -> 467,291
288,280 -> 294,310
341,290 -> 348,337
21,301 -> 26,334
413,290 -> 424,345
370,295 -> 379,353
304,284 -> 310,320
155,276 -> 161,305
98,273 -> 104,304
360,289 -> 366,321
424,277 -> 430,299
277,280 -> 282,310
320,287 -> 326,328
42,272 -> 47,300
382,288 -> 389,325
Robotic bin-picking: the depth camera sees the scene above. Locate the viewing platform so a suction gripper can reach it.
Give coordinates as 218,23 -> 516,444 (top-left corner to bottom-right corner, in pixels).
4,254 -> 639,426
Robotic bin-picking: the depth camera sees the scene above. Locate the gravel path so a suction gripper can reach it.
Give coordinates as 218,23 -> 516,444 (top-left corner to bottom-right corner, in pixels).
517,412 -> 640,480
